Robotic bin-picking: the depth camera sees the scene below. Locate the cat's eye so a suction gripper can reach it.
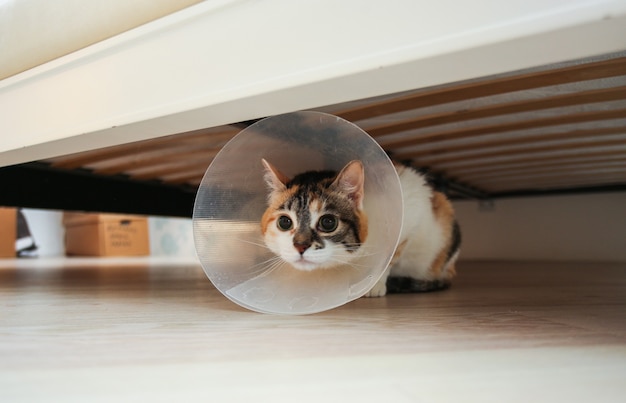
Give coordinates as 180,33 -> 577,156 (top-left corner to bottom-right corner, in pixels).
276,215 -> 293,231
318,215 -> 338,233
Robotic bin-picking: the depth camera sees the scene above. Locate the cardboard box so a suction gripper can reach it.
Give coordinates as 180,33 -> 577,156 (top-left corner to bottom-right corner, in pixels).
63,213 -> 150,256
0,207 -> 17,258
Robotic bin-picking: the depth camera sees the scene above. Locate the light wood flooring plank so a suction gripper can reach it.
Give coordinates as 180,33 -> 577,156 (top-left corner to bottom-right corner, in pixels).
1,258 -> 625,402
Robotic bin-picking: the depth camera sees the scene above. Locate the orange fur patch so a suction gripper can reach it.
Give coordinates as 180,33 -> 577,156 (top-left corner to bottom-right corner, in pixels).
260,185 -> 299,234
390,239 -> 408,266
428,191 -> 458,280
356,210 -> 369,244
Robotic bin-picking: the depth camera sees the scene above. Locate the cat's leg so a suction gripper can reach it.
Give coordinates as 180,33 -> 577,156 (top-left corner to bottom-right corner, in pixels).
386,276 -> 451,293
387,243 -> 459,293
364,239 -> 408,297
364,265 -> 390,297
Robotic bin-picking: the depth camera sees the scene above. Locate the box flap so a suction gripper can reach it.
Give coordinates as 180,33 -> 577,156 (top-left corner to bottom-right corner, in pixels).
63,212 -> 147,226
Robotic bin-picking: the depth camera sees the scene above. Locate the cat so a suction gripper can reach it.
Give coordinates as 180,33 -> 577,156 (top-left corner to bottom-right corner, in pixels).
260,158 -> 461,297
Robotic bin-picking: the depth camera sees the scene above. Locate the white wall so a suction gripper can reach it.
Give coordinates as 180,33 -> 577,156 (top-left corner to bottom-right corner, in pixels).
453,192 -> 626,262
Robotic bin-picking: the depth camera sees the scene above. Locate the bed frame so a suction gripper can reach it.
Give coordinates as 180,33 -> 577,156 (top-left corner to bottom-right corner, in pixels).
1,1 -> 625,217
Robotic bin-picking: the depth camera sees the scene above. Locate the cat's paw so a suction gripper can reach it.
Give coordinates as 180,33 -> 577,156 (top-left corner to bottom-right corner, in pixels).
364,282 -> 387,298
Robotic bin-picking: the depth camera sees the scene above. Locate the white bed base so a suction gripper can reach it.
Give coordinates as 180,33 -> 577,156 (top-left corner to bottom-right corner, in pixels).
1,0 -> 625,167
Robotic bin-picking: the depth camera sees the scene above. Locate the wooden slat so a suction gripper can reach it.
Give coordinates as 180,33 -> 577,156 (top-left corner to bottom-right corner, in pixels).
170,176 -> 205,186
50,142 -> 176,170
480,173 -> 626,192
410,136 -> 626,166
158,167 -> 211,183
446,156 -> 626,181
49,129 -> 235,169
449,153 -> 626,177
479,166 -> 626,183
482,175 -> 626,194
437,147 -> 626,171
380,108 -> 626,150
94,148 -> 220,175
473,166 -> 626,185
458,158 -> 626,181
338,57 -> 626,121
363,86 -> 626,138
129,160 -> 215,181
392,126 -> 626,160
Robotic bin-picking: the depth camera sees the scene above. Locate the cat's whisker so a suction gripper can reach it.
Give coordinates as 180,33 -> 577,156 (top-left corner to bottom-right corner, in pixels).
247,254 -> 284,272
236,238 -> 272,250
354,251 -> 383,259
343,244 -> 381,258
329,259 -> 369,270
328,254 -> 371,267
248,258 -> 278,272
247,261 -> 280,278
252,258 -> 289,277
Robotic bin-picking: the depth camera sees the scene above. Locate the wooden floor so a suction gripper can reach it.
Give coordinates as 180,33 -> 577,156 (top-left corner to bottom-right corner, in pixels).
1,258 -> 625,402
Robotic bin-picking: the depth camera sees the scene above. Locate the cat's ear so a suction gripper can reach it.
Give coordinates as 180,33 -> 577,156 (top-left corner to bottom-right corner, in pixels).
332,160 -> 365,209
261,158 -> 289,192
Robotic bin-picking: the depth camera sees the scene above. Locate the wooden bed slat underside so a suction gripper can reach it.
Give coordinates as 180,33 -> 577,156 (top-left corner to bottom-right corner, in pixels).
45,53 -> 626,199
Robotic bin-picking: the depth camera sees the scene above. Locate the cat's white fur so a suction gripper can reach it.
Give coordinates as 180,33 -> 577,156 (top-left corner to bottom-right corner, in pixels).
263,206 -> 358,271
262,160 -> 458,296
365,164 -> 458,297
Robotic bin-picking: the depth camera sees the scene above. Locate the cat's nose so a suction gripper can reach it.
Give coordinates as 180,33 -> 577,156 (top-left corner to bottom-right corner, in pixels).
293,242 -> 311,255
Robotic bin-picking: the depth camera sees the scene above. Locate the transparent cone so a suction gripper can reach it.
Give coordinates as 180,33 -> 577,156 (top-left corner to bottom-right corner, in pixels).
193,111 -> 403,314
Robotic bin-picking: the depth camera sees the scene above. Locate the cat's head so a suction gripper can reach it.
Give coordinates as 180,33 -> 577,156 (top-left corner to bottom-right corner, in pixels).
260,159 -> 368,271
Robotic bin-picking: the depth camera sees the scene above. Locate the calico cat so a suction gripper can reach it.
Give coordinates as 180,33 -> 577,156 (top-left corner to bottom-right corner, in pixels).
260,158 -> 460,297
